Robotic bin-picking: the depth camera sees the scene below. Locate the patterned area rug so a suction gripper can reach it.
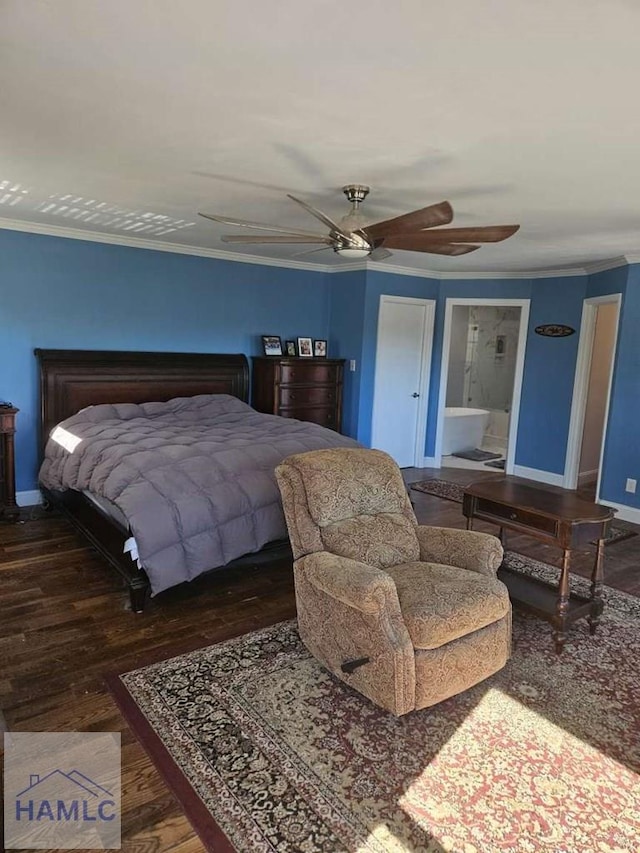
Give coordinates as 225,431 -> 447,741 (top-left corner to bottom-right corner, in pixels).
409,478 -> 638,546
108,558 -> 640,853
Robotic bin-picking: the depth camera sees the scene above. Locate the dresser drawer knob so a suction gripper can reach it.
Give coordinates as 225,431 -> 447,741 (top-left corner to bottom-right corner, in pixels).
510,512 -> 518,520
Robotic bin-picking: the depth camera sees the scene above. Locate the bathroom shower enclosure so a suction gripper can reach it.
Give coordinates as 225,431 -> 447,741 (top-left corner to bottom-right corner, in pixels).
435,298 -> 530,472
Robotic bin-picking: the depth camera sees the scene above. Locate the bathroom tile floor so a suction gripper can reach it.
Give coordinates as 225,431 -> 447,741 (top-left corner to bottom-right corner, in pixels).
442,444 -> 507,471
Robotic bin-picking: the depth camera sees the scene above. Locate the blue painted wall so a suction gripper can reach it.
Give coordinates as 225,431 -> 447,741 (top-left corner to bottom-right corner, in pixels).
515,276 -> 587,473
593,265 -> 638,508
0,229 -> 332,491
327,271 -> 367,437
3,225 -> 639,515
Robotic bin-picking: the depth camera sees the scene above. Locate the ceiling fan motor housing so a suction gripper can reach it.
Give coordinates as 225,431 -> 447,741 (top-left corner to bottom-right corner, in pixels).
342,184 -> 370,205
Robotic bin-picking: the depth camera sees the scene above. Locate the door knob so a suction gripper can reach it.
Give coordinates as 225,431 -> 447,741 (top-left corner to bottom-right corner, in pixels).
411,392 -> 420,398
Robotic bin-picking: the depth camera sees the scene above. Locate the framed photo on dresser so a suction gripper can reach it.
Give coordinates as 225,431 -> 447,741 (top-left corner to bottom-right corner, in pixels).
313,339 -> 327,357
284,340 -> 297,357
261,335 -> 283,356
297,337 -> 313,357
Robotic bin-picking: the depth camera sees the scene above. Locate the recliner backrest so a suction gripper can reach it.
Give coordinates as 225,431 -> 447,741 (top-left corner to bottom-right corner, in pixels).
275,447 -> 419,567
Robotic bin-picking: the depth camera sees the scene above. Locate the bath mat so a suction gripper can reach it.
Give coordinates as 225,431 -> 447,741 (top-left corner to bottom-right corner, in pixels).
485,458 -> 506,469
451,448 -> 503,461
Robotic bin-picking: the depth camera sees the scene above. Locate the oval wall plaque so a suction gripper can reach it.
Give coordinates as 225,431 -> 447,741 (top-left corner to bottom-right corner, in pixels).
534,324 -> 575,337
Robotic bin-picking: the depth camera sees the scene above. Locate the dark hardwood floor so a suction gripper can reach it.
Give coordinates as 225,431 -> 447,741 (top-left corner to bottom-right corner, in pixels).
2,468 -> 639,851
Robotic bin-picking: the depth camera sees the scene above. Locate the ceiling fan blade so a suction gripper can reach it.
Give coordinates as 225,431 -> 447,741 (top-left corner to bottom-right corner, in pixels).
413,224 -> 520,243
364,201 -> 454,241
380,235 -> 481,255
286,194 -> 351,239
221,234 -> 333,244
291,245 -> 334,258
369,246 -> 393,261
199,211 -> 325,239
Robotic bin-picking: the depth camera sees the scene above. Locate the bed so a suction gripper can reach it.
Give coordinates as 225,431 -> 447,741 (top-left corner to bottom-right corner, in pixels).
35,348 -> 358,612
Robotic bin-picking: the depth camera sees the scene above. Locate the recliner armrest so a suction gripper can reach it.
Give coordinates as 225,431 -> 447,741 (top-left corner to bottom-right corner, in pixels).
296,551 -> 402,616
416,526 -> 503,576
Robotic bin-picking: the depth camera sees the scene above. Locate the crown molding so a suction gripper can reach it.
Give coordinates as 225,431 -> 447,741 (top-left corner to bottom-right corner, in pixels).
0,216 -> 331,274
581,255 -> 630,275
367,263 -> 588,280
0,215 -> 637,281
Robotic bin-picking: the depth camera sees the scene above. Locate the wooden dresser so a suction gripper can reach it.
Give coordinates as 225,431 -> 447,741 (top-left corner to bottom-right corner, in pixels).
251,357 -> 345,432
0,404 -> 19,521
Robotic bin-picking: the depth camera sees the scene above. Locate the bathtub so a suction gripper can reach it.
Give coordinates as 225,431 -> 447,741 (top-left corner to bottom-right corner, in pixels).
442,407 -> 490,455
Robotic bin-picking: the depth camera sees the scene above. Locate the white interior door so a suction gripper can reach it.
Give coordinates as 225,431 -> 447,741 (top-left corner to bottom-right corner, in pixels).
371,295 -> 435,467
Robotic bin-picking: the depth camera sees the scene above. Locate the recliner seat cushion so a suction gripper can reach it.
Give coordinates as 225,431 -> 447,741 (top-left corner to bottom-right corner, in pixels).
385,562 -> 510,649
321,513 -> 420,568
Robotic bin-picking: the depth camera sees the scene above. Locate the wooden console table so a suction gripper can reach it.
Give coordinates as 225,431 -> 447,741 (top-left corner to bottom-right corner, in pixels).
462,479 -> 615,653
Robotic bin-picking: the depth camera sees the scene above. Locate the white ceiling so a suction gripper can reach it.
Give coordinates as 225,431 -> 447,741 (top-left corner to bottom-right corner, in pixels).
3,0 -> 640,275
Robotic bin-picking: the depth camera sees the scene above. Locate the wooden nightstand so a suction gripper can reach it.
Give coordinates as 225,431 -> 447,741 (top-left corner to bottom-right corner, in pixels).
0,405 -> 19,521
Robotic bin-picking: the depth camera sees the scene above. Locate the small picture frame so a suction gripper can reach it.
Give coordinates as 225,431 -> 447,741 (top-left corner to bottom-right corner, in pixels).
313,339 -> 327,358
284,340 -> 297,357
297,337 -> 313,357
262,335 -> 283,356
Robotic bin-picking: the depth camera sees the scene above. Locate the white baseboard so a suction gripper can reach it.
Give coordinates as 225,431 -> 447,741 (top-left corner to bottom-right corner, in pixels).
597,499 -> 640,525
17,489 -> 43,506
512,465 -> 565,487
421,456 -> 440,468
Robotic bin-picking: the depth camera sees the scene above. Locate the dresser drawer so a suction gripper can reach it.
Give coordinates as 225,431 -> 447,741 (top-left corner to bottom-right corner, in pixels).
279,386 -> 335,406
280,363 -> 339,384
281,406 -> 337,429
475,498 -> 558,535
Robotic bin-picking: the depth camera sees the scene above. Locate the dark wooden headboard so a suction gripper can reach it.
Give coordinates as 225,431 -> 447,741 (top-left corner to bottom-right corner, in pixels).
35,349 -> 249,455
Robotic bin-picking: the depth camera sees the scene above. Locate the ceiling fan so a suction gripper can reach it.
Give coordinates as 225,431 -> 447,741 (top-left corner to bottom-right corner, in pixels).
199,184 -> 519,261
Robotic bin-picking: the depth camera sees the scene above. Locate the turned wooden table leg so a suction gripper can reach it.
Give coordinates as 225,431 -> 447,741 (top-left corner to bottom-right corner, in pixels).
589,537 -> 605,635
555,549 -> 571,654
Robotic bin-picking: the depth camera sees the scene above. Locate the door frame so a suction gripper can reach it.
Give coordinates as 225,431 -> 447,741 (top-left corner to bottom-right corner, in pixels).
434,297 -> 530,474
371,294 -> 436,467
563,293 -> 621,494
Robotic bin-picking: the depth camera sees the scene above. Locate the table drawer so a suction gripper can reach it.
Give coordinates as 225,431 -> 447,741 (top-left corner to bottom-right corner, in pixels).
475,498 -> 558,535
279,386 -> 335,406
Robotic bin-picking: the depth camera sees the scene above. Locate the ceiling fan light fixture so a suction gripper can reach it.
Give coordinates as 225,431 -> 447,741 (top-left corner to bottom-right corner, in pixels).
334,246 -> 371,259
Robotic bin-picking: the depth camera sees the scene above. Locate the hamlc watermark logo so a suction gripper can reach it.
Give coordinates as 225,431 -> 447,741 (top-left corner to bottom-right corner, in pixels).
4,732 -> 121,849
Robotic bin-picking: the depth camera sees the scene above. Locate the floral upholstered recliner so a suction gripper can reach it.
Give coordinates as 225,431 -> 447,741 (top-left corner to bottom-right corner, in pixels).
275,447 -> 511,716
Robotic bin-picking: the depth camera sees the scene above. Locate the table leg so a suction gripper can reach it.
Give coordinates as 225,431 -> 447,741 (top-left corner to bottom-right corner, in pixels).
588,538 -> 605,635
555,549 -> 571,654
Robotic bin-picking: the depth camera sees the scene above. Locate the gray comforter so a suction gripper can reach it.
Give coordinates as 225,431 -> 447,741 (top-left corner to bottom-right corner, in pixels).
39,394 -> 359,594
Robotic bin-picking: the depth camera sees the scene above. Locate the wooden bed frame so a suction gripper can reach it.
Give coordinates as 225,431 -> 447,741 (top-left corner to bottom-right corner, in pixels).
35,348 -> 292,613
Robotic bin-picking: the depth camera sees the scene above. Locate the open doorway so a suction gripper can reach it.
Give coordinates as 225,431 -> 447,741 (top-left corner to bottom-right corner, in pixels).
564,294 -> 621,496
434,298 -> 530,474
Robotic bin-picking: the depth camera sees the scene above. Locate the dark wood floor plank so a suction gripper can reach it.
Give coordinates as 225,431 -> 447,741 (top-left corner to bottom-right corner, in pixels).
2,468 -> 639,850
